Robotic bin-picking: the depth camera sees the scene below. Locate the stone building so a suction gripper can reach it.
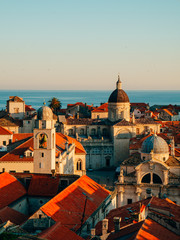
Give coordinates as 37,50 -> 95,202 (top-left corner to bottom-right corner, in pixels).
116,134 -> 180,206
7,96 -> 25,120
60,76 -> 160,169
0,103 -> 86,176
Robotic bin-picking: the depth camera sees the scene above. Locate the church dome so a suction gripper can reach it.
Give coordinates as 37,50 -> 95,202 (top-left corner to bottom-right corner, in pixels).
37,103 -> 53,121
141,134 -> 169,154
108,89 -> 129,103
108,75 -> 129,103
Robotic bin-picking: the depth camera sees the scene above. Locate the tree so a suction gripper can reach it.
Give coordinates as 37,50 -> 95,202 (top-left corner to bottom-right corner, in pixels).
48,97 -> 62,115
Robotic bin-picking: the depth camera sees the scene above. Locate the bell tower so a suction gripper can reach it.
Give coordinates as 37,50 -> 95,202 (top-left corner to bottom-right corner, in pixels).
33,103 -> 56,174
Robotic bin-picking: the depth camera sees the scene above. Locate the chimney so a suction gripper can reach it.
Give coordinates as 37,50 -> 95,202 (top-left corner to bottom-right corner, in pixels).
102,219 -> 108,235
113,217 -> 121,232
91,228 -> 96,239
65,141 -> 68,151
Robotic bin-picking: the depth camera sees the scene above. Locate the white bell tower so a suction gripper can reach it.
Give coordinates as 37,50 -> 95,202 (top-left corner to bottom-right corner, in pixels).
33,103 -> 56,174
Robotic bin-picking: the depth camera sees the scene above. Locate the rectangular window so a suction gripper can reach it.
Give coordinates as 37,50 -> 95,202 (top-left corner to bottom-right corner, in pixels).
23,170 -> 30,173
39,163 -> 42,168
127,199 -> 132,204
3,141 -> 6,146
42,153 -> 44,157
14,108 -> 19,113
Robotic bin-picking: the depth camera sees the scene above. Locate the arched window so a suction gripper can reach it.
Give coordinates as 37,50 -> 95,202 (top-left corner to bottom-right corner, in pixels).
69,129 -> 73,135
77,160 -> 82,170
80,128 -> 85,135
153,174 -> 162,184
141,173 -> 151,183
91,128 -> 96,136
39,133 -> 47,149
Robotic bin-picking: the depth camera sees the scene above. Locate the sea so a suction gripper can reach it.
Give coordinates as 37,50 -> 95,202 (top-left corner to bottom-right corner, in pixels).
0,90 -> 180,110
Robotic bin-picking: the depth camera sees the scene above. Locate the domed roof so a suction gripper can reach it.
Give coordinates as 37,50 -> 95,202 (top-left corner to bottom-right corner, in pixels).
108,75 -> 129,103
37,103 -> 53,121
141,134 -> 169,154
108,89 -> 129,103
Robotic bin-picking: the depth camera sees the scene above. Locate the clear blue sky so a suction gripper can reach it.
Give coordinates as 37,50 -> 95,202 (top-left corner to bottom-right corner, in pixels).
0,0 -> 179,90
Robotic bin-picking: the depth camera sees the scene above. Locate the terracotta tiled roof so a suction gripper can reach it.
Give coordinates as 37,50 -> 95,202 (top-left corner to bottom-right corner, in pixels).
163,108 -> 174,116
66,118 -> 94,125
165,156 -> 180,166
0,206 -> 28,225
131,103 -> 149,108
1,132 -> 85,162
107,221 -> 144,240
67,102 -> 93,110
0,115 -> 19,127
95,198 -> 151,236
56,133 -> 86,154
114,119 -> 135,126
135,218 -> 179,240
0,138 -> 34,162
8,96 -> 24,102
41,175 -> 110,230
28,175 -> 60,197
39,222 -> 84,240
13,133 -> 33,142
0,172 -> 26,209
121,153 -> 143,166
92,103 -> 108,113
150,197 -> 180,222
95,197 -> 180,237
25,105 -> 36,111
0,126 -> 13,135
175,149 -> 180,157
135,119 -> 160,125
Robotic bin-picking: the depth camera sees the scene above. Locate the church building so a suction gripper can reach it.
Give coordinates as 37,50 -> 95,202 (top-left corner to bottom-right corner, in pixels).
116,134 -> 180,206
60,76 -> 160,169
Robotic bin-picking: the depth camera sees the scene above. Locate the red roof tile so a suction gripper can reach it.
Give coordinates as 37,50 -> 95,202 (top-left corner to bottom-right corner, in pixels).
25,105 -> 36,111
0,172 -> 26,209
95,198 -> 151,236
107,221 -> 144,240
1,132 -> 85,163
39,222 -> 84,240
163,108 -> 174,116
0,138 -> 34,162
92,103 -> 108,113
13,133 -> 33,142
41,175 -> 110,230
135,218 -> 179,240
56,133 -> 86,154
0,206 -> 28,225
0,126 -> 13,135
28,175 -> 60,197
8,96 -> 24,102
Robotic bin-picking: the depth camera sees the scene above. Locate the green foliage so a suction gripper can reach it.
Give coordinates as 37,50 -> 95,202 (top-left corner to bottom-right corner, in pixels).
48,97 -> 62,115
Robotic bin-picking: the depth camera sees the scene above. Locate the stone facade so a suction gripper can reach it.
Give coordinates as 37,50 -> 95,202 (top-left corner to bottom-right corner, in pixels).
7,96 -> 25,120
116,135 -> 180,206
60,77 -> 161,169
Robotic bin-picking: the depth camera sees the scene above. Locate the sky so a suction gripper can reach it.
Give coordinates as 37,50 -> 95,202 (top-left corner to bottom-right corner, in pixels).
0,0 -> 180,90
